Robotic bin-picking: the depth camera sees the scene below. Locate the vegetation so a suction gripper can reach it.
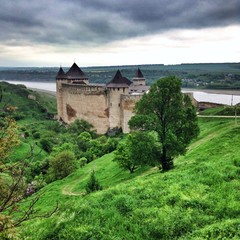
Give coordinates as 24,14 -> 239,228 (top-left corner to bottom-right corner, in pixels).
0,85 -> 58,239
47,150 -> 77,181
199,105 -> 240,116
1,81 -> 240,239
85,171 -> 102,194
129,76 -> 199,171
18,117 -> 240,239
114,131 -> 158,173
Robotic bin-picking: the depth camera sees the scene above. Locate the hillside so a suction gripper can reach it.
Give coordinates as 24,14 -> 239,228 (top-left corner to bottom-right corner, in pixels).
19,118 -> 240,239
0,81 -> 57,119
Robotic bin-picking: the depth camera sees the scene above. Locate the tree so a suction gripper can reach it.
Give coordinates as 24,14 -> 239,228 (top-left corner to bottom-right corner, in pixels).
129,76 -> 199,171
67,119 -> 95,137
85,171 -> 102,194
0,110 -> 57,239
0,86 -> 58,239
114,132 -> 159,173
47,150 -> 77,181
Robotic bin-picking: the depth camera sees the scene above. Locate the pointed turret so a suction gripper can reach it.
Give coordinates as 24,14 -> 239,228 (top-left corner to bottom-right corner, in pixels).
65,63 -> 87,79
56,66 -> 66,80
107,70 -> 132,88
135,68 -> 144,78
132,68 -> 146,86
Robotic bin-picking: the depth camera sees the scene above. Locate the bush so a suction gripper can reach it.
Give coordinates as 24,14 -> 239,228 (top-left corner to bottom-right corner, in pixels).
85,171 -> 102,194
40,138 -> 53,153
47,150 -> 77,181
79,157 -> 87,168
32,132 -> 40,139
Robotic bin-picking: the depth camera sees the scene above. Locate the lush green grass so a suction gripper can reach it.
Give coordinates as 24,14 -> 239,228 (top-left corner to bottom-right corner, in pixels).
199,105 -> 240,116
0,81 -> 57,121
19,118 -> 240,239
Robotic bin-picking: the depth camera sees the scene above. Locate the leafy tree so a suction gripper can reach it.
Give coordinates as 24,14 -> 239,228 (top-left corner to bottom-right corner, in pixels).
0,104 -> 57,239
114,132 -> 159,173
67,119 -> 95,137
76,131 -> 92,152
0,116 -> 20,162
47,150 -> 77,181
129,76 -> 199,171
85,171 -> 102,194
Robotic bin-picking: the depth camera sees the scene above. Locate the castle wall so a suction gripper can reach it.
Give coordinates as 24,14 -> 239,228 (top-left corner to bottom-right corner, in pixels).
56,79 -> 68,119
61,84 -> 109,134
120,94 -> 142,133
108,87 -> 127,130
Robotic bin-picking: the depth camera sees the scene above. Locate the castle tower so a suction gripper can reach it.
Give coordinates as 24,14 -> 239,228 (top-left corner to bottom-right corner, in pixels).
132,68 -> 146,86
106,70 -> 132,130
56,63 -> 89,121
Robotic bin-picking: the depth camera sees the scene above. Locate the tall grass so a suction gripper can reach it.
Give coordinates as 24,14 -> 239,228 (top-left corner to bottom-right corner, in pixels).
19,118 -> 240,239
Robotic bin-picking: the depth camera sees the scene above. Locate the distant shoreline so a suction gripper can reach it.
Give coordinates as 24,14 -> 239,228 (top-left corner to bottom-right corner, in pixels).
29,87 -> 240,97
182,88 -> 240,96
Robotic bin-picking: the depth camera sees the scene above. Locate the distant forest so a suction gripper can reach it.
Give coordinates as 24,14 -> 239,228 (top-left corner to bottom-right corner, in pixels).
1,63 -> 240,89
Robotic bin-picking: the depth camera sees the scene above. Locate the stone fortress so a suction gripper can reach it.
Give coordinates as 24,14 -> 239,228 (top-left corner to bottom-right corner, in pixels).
56,63 -> 149,134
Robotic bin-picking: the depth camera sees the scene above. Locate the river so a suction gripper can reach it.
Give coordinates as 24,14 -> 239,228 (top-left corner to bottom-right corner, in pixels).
1,80 -> 240,106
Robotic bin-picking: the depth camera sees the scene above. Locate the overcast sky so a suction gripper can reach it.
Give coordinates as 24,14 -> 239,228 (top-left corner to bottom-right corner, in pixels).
0,0 -> 240,67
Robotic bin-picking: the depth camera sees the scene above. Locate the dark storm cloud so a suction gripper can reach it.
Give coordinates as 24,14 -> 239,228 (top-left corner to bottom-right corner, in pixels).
0,0 -> 239,46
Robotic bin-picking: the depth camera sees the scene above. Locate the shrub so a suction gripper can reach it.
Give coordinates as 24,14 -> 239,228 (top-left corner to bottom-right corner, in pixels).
32,132 -> 41,139
47,150 -> 77,181
85,171 -> 102,194
79,157 -> 87,168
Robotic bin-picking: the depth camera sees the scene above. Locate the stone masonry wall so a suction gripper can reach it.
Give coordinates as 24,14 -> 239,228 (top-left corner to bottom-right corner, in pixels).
120,94 -> 142,133
108,87 -> 128,130
61,84 -> 109,134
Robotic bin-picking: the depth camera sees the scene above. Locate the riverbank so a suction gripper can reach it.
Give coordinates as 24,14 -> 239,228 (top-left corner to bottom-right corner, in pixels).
183,88 -> 240,95
30,87 -> 240,97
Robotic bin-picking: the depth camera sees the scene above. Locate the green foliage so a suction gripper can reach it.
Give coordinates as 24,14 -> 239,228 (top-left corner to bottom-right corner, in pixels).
47,150 -> 77,181
129,76 -> 199,171
0,82 -> 56,122
40,137 -> 53,153
85,171 -> 102,194
114,131 -> 159,173
19,119 -> 240,240
79,157 -> 87,168
67,119 -> 95,137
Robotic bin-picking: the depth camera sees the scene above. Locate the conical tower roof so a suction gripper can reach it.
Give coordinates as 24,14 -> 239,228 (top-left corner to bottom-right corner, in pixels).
56,66 -> 66,79
107,70 -> 132,88
65,63 -> 87,79
135,68 -> 144,78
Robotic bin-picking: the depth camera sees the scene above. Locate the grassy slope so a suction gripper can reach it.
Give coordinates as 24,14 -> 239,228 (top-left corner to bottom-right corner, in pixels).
0,82 -> 57,162
20,118 -> 240,240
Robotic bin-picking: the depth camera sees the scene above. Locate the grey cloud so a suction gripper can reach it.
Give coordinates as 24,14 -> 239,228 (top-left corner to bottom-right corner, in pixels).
0,0 -> 239,46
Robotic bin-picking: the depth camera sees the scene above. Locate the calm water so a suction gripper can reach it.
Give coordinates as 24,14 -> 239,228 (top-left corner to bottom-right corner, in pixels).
2,80 -> 240,106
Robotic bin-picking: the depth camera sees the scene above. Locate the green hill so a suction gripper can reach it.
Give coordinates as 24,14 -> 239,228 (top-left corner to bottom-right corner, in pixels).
0,81 -> 57,164
19,118 -> 240,239
0,81 -> 57,121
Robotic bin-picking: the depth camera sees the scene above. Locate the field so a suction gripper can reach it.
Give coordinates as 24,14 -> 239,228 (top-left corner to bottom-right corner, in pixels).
19,117 -> 240,239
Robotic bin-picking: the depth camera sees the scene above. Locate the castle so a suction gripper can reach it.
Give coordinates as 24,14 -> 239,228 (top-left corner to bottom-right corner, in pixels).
56,63 -> 149,134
